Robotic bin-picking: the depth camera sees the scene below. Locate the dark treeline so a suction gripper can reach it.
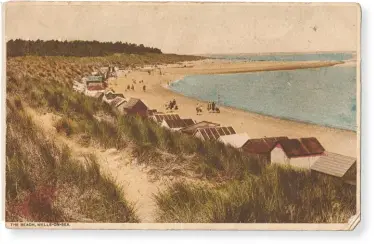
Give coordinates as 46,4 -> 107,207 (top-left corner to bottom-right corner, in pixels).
7,39 -> 162,57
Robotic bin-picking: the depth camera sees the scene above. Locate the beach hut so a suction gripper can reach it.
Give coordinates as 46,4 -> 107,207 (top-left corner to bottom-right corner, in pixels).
180,121 -> 220,135
109,97 -> 126,107
218,133 -> 250,148
241,137 -> 288,164
311,152 -> 356,185
102,91 -> 125,104
150,113 -> 181,124
161,118 -> 196,131
117,98 -> 149,117
194,126 -> 236,141
86,75 -> 104,85
85,83 -> 105,97
270,137 -> 325,169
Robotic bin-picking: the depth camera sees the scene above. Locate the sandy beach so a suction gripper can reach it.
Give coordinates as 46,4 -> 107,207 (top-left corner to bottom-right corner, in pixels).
109,59 -> 357,157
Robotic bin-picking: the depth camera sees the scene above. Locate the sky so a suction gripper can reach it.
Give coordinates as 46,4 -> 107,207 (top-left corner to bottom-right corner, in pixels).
5,2 -> 360,54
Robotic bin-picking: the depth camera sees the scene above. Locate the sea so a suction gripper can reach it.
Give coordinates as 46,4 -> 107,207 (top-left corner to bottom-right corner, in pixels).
169,53 -> 357,131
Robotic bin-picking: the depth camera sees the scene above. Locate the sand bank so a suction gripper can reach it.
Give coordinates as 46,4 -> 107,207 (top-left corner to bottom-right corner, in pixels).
109,59 -> 357,157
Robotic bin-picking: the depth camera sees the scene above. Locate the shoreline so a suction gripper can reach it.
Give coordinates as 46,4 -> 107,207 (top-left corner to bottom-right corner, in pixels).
165,83 -> 356,133
109,59 -> 357,157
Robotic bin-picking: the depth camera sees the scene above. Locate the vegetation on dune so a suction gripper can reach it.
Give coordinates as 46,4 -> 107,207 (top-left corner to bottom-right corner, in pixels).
7,39 -> 162,57
6,54 -> 356,223
6,99 -> 139,222
155,166 -> 356,223
6,54 -> 203,222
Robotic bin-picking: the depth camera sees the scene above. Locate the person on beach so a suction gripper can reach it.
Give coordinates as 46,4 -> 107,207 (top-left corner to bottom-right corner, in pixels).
196,103 -> 202,115
127,85 -> 130,90
212,102 -> 216,112
143,85 -> 146,92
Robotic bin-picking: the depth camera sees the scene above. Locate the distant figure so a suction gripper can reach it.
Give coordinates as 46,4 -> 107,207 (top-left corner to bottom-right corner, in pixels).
212,102 -> 216,112
196,103 -> 202,115
131,84 -> 134,91
143,85 -> 146,92
127,85 -> 130,90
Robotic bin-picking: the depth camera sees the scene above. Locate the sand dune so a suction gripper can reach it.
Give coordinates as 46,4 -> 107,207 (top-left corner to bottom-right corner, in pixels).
109,59 -> 357,157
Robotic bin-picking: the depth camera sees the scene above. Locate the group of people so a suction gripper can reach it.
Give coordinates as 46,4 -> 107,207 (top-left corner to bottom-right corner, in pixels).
165,99 -> 178,111
126,84 -> 134,91
126,84 -> 147,92
208,101 -> 220,113
195,101 -> 220,115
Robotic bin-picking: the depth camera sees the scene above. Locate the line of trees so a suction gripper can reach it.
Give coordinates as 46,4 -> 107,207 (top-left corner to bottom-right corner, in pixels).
6,39 -> 162,57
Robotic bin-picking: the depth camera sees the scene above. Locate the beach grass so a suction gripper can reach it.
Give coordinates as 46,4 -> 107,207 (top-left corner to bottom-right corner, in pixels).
154,165 -> 356,223
6,99 -> 139,222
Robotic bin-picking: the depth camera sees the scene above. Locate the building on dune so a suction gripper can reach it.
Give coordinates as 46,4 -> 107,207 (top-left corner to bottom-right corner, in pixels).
194,126 -> 236,141
150,113 -> 181,123
109,96 -> 127,107
270,137 -> 325,170
102,90 -> 125,104
161,118 -> 196,131
85,83 -> 106,97
311,152 -> 357,185
86,75 -> 104,85
218,133 -> 250,148
117,98 -> 149,117
179,121 -> 220,135
241,137 -> 289,164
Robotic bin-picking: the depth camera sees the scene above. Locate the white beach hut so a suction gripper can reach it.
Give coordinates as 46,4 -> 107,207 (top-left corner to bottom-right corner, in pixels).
218,133 -> 250,148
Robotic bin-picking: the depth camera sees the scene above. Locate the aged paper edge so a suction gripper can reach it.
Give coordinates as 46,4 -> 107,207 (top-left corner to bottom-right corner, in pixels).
2,1 -> 362,230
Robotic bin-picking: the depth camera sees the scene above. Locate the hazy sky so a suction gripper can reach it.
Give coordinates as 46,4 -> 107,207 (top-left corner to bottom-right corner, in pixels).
5,2 -> 360,54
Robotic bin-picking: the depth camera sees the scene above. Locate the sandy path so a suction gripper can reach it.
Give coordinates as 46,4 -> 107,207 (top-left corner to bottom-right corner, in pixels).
110,59 -> 357,157
26,108 -> 164,223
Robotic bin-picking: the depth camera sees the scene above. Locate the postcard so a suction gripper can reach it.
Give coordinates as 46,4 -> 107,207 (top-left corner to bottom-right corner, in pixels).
4,2 -> 361,230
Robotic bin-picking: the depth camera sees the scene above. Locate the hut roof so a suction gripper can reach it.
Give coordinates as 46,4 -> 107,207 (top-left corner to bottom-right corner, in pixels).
87,76 -> 103,82
218,133 -> 250,148
242,137 -> 288,154
311,152 -> 356,177
275,137 -> 325,158
153,114 -> 180,123
121,98 -> 148,110
194,126 -> 236,140
163,119 -> 195,129
180,121 -> 220,135
87,84 -> 105,91
110,97 -> 126,107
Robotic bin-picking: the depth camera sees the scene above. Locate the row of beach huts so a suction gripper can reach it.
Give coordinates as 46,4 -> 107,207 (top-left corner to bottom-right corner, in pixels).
73,66 -> 357,186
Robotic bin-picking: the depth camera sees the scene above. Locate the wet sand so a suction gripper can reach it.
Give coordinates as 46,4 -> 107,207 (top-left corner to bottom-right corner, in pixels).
108,59 -> 357,157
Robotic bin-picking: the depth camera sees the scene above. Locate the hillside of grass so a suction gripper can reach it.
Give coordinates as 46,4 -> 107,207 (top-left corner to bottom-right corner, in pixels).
155,167 -> 356,223
6,54 -> 356,223
6,98 -> 138,222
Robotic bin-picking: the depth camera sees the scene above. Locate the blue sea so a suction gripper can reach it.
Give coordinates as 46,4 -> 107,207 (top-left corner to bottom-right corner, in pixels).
169,53 -> 357,131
